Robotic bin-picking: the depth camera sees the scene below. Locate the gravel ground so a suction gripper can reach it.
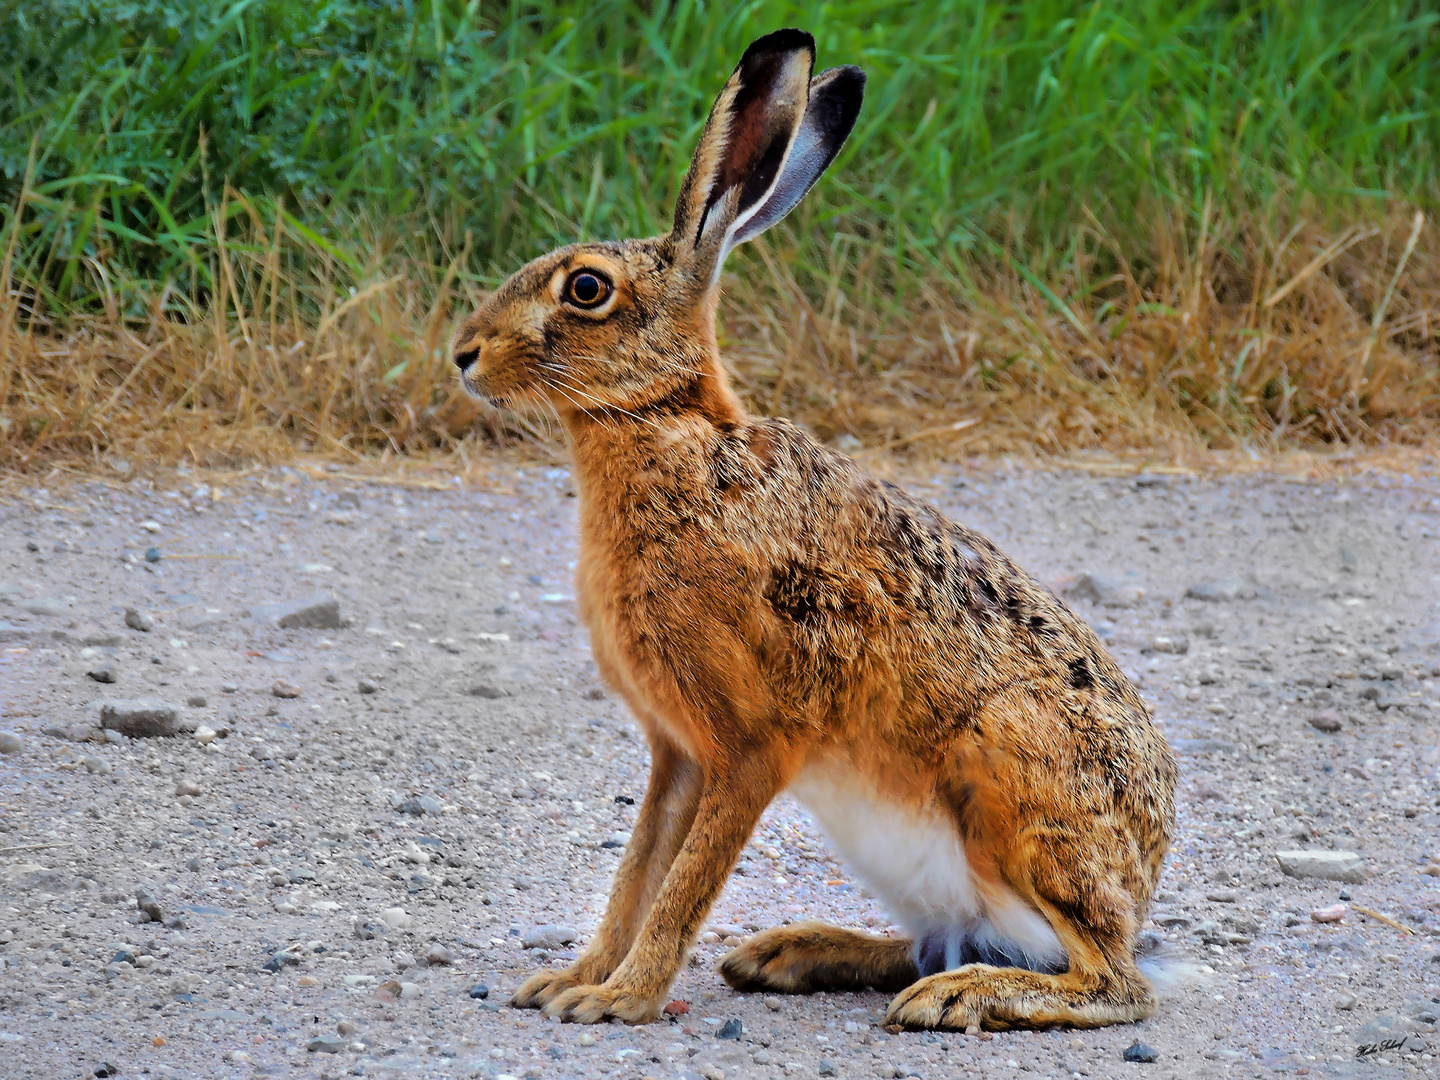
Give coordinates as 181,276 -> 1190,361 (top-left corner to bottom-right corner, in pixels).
1,458 -> 1438,1080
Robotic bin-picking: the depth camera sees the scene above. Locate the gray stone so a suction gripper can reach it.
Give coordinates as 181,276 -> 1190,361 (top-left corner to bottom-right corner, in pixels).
196,1009 -> 247,1022
0,731 -> 22,754
19,598 -> 66,617
271,680 -> 302,699
124,608 -> 155,632
1122,1040 -> 1159,1063
82,755 -> 112,775
306,1035 -> 345,1053
395,794 -> 444,816
468,682 -> 509,699
52,625 -> 122,646
247,593 -> 343,630
1186,579 -> 1255,602
186,694 -> 207,708
181,611 -> 230,632
1354,1014 -> 1425,1047
357,678 -> 379,694
1276,850 -> 1367,883
1067,573 -> 1144,608
100,698 -> 180,738
87,661 -> 117,684
424,944 -> 455,965
522,924 -> 578,950
1149,635 -> 1189,655
717,1018 -> 743,1040
1308,709 -> 1343,733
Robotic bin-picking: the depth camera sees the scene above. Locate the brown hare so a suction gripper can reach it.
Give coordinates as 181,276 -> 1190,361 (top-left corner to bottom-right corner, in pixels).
453,28 -> 1177,1032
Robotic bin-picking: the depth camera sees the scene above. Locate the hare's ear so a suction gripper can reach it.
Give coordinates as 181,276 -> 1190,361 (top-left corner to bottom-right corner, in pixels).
727,64 -> 865,249
671,29 -> 835,288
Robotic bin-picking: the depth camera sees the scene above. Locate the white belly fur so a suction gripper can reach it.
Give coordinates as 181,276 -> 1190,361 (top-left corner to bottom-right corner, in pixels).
788,761 -> 1066,973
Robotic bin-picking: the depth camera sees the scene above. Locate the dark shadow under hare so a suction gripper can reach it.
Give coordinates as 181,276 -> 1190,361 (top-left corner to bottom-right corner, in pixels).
453,28 -> 1178,1031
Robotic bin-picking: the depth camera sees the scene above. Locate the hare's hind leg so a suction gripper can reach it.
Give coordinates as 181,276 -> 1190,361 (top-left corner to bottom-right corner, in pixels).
513,736 -> 701,1009
719,922 -> 918,994
883,833 -> 1156,1031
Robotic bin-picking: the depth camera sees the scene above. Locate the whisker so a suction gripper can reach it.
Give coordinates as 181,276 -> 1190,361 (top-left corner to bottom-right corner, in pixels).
572,352 -> 709,379
541,369 -> 656,428
543,379 -> 616,431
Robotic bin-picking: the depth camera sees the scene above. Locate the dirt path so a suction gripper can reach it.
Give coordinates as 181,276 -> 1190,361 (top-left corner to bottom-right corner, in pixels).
1,459 -> 1437,1080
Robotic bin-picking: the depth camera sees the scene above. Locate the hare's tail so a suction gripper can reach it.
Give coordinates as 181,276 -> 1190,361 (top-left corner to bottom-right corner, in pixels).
1134,931 -> 1211,1000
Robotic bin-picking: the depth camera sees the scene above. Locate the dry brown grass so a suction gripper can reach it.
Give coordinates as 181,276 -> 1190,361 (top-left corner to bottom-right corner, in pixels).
2,200 -> 1438,474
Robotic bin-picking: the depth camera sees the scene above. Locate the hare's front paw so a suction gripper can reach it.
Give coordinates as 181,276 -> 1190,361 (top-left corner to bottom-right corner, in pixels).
544,984 -> 661,1025
512,968 -> 587,1010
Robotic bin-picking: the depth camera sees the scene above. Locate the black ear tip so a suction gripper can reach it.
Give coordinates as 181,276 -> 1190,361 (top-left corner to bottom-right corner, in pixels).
811,65 -> 866,93
740,27 -> 815,65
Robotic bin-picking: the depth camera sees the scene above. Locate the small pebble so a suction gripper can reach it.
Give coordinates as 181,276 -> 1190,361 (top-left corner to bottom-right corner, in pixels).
1311,903 -> 1346,924
379,907 -> 412,930
578,1033 -> 596,1047
358,678 -> 379,694
717,1018 -> 743,1040
272,680 -> 302,699
1335,992 -> 1358,1010
86,662 -> 117,684
663,999 -> 689,1016
298,975 -> 320,987
124,608 -> 154,632
175,779 -> 202,797
193,726 -> 217,745
399,982 -> 420,1000
468,983 -> 490,1000
763,996 -> 783,1011
818,1060 -> 837,1077
82,755 -> 112,775
424,944 -> 455,965
1122,1040 -> 1159,1063
185,693 -> 207,708
1308,710 -> 1343,733
0,731 -> 23,754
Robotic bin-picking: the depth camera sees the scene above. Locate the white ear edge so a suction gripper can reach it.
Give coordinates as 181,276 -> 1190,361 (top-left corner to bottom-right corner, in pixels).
713,66 -> 864,275
710,123 -> 806,279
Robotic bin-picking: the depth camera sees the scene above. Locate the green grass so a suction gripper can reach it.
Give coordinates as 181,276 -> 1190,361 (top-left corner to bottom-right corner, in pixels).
3,0 -> 1437,313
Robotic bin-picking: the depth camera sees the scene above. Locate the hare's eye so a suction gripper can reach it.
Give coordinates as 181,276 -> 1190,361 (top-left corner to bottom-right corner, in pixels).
565,270 -> 611,308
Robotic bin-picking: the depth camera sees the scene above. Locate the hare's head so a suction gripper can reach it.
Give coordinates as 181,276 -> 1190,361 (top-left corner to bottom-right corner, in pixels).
453,29 -> 863,422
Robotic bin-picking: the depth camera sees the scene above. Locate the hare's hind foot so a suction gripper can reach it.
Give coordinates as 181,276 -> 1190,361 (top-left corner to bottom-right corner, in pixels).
884,963 -> 1157,1032
718,921 -> 919,994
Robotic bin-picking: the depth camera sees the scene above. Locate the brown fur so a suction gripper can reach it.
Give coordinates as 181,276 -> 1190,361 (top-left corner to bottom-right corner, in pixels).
453,29 -> 1176,1031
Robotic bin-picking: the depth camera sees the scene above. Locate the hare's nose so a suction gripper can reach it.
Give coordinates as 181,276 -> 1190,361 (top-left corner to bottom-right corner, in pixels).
453,345 -> 480,372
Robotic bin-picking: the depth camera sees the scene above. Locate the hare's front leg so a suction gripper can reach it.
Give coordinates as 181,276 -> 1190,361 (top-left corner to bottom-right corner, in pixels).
545,749 -> 785,1024
513,736 -> 701,1009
